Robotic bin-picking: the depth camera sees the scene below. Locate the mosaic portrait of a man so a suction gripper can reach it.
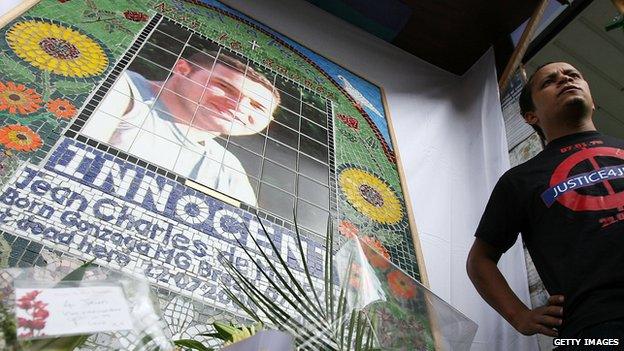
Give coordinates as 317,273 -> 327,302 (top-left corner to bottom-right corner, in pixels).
83,24 -> 281,206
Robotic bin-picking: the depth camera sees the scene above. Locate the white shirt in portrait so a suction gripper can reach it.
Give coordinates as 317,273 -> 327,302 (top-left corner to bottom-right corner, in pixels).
82,71 -> 257,205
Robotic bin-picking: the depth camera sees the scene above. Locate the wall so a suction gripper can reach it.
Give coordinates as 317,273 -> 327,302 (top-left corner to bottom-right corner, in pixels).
218,1 -> 536,350
0,0 -> 23,17
0,0 -> 536,349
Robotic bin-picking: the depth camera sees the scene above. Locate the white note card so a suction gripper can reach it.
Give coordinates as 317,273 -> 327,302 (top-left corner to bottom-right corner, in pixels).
14,286 -> 133,339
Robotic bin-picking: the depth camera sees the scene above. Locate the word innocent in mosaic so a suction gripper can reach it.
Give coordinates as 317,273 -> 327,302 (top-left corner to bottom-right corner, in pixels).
0,138 -> 324,312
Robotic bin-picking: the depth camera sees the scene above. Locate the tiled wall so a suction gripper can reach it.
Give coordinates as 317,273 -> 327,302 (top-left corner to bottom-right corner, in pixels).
0,0 -> 425,343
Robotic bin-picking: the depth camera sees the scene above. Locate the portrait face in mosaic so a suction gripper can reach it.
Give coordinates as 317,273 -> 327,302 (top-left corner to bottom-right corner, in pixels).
159,53 -> 279,136
82,30 -> 282,206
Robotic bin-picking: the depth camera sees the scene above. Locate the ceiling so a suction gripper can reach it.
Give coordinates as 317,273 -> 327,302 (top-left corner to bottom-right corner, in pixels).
525,0 -> 624,139
304,0 -> 545,75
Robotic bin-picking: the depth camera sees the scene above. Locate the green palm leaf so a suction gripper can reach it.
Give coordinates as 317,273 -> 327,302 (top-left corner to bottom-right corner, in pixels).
221,213 -> 377,350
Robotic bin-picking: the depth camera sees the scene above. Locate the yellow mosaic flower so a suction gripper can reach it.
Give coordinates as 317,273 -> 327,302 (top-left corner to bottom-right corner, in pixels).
339,167 -> 403,225
6,19 -> 108,78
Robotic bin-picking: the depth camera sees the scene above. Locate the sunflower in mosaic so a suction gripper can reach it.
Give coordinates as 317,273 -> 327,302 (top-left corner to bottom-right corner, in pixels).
6,19 -> 109,78
0,81 -> 42,115
339,166 -> 403,225
0,124 -> 42,152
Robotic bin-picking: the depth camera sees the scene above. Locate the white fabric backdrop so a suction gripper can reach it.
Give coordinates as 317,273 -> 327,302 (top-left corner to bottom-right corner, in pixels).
1,0 -> 538,349
221,0 -> 537,346
0,0 -> 22,18
394,50 -> 538,350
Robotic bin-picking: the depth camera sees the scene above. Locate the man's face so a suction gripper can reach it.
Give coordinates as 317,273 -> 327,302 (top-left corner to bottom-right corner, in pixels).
527,62 -> 594,127
171,61 -> 276,136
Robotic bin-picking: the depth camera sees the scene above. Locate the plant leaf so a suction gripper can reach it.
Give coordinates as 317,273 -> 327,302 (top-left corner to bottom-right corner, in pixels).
231,229 -> 325,325
218,212 -> 375,351
213,321 -> 239,341
346,309 -> 357,350
292,208 -> 325,317
220,256 -> 293,325
354,311 -> 366,351
25,334 -> 90,351
197,333 -> 221,338
222,288 -> 260,321
326,218 -> 336,322
222,256 -> 335,349
59,258 -> 96,282
249,217 -> 325,318
0,54 -> 37,84
132,334 -> 155,351
53,80 -> 93,96
173,339 -> 213,351
237,221 -> 327,331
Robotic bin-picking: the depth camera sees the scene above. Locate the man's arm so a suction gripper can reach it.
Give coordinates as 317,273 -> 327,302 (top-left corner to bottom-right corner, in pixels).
466,238 -> 563,337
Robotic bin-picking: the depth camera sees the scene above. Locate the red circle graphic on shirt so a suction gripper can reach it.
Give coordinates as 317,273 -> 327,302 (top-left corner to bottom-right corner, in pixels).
550,147 -> 624,211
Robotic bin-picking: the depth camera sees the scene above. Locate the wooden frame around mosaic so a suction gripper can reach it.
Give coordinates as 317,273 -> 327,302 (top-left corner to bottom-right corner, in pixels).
0,1 -> 39,28
0,0 -> 447,349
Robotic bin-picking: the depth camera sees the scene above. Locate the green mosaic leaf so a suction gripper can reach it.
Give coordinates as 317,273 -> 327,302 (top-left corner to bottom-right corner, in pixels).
0,54 -> 36,84
53,80 -> 93,96
59,258 -> 95,282
173,339 -> 213,351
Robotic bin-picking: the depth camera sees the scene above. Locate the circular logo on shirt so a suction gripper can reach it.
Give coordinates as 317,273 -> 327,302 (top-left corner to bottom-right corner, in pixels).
549,147 -> 624,211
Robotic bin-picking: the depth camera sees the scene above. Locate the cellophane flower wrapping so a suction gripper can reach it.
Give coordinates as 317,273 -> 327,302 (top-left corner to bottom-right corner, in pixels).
334,237 -> 478,351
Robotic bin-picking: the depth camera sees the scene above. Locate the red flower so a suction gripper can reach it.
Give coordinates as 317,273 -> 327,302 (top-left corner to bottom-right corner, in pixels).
16,290 -> 49,337
32,308 -> 49,319
18,318 -> 46,330
360,236 -> 391,270
19,290 -> 41,301
123,10 -> 149,22
33,301 -> 47,310
337,114 -> 359,131
17,290 -> 41,309
338,220 -> 359,238
387,270 -> 417,300
17,317 -> 30,328
29,318 -> 46,330
348,263 -> 363,289
18,331 -> 33,338
17,299 -> 33,309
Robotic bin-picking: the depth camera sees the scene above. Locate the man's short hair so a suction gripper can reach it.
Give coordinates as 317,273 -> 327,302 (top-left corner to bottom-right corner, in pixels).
518,62 -> 556,141
186,50 -> 281,106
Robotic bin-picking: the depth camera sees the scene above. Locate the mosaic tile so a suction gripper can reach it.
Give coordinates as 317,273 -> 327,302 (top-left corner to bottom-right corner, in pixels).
0,0 -> 426,346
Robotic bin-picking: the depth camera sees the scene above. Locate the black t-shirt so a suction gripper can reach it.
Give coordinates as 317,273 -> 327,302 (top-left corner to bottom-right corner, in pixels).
476,131 -> 624,337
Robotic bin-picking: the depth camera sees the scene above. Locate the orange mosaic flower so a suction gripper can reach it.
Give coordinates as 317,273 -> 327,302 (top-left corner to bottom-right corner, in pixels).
361,236 -> 391,270
46,98 -> 76,119
338,220 -> 359,238
0,125 -> 43,152
0,81 -> 42,115
348,263 -> 363,289
387,270 -> 417,300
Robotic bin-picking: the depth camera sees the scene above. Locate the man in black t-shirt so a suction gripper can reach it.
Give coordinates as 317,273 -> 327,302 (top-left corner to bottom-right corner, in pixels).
467,62 -> 624,343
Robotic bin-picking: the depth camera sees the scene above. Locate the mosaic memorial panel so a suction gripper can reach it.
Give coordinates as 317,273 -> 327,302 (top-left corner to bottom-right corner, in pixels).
0,0 -> 425,345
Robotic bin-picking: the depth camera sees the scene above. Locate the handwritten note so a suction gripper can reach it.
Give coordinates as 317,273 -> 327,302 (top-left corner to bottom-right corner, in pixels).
15,286 -> 133,339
